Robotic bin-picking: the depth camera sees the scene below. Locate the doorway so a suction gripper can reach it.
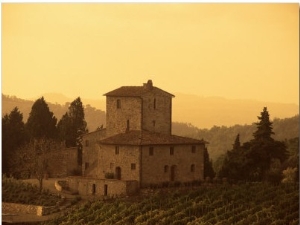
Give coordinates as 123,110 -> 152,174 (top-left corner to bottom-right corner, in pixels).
92,184 -> 96,195
104,184 -> 108,196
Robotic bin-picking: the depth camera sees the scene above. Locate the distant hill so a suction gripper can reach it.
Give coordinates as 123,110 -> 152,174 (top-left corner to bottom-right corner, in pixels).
172,114 -> 299,161
172,93 -> 299,128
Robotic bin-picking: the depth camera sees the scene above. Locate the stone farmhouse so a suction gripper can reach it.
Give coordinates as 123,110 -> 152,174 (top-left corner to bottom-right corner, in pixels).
67,80 -> 207,197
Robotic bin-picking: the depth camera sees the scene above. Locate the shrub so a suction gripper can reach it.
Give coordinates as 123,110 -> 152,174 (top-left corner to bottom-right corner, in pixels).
105,172 -> 115,179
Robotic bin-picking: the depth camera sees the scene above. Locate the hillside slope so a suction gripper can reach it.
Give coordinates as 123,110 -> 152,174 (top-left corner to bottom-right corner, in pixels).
172,93 -> 298,128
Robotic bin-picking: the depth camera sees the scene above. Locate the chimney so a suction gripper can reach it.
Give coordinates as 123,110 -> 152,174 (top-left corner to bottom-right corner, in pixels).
143,80 -> 153,90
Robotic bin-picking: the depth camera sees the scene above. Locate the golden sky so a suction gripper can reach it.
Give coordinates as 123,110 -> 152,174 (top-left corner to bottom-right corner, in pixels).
2,3 -> 299,104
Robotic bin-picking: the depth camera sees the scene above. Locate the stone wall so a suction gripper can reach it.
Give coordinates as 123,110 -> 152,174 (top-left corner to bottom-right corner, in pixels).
47,147 -> 78,177
140,144 -> 205,187
66,177 -> 138,197
82,129 -> 106,176
2,202 -> 55,216
106,96 -> 142,136
99,145 -> 140,181
142,90 -> 172,135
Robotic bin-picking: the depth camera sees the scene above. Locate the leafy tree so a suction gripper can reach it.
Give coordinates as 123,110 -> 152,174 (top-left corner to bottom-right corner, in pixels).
2,107 -> 28,174
10,138 -> 61,192
26,97 -> 57,140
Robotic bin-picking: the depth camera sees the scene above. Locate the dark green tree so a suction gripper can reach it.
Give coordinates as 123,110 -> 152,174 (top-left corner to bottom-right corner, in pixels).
233,133 -> 241,150
57,112 -> 72,146
2,107 -> 28,174
26,97 -> 57,140
57,97 -> 87,147
282,137 -> 299,182
204,148 -> 215,179
253,107 -> 274,142
219,108 -> 288,182
218,140 -> 248,182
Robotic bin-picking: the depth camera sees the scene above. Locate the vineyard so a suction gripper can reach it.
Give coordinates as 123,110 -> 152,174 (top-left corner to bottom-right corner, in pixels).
43,182 -> 299,225
2,176 -> 61,206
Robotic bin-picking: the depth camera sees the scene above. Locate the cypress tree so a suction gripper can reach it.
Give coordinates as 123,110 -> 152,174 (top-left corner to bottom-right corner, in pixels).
26,97 -> 57,140
253,107 -> 274,142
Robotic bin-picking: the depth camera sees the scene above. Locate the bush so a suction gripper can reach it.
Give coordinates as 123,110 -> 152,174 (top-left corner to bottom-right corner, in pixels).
105,172 -> 115,179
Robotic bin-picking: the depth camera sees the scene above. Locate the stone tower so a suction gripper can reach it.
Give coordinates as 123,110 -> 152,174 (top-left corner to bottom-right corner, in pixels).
104,80 -> 174,137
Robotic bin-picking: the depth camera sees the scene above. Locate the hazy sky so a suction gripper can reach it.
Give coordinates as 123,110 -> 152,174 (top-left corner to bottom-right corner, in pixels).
2,3 -> 299,104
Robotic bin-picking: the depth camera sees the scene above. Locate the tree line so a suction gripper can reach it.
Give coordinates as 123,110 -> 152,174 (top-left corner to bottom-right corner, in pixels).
218,107 -> 298,183
2,97 -> 87,191
172,114 -> 299,162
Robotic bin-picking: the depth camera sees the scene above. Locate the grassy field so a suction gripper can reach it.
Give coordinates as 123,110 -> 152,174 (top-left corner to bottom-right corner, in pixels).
42,182 -> 299,225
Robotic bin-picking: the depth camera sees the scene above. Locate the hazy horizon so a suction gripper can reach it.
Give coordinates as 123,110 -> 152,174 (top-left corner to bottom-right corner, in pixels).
2,3 -> 299,105
3,91 -> 298,129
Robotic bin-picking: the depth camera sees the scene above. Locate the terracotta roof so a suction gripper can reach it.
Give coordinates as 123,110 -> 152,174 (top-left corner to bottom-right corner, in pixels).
98,130 -> 207,146
104,80 -> 174,97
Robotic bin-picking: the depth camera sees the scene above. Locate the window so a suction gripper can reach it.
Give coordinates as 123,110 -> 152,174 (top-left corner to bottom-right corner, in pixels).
154,98 -> 156,109
131,163 -> 136,170
170,147 -> 174,155
117,99 -> 121,109
85,162 -> 89,170
115,146 -> 119,155
152,120 -> 156,127
191,164 -> 195,172
126,120 -> 130,131
149,147 -> 154,156
85,140 -> 89,147
192,146 -> 196,153
164,165 -> 169,173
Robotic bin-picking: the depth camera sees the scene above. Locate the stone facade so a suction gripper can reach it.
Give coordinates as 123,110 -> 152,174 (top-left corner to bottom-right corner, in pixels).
47,147 -> 79,178
106,97 -> 142,137
78,80 -> 207,196
67,176 -> 138,197
82,129 -> 106,176
141,90 -> 172,135
140,144 -> 205,187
